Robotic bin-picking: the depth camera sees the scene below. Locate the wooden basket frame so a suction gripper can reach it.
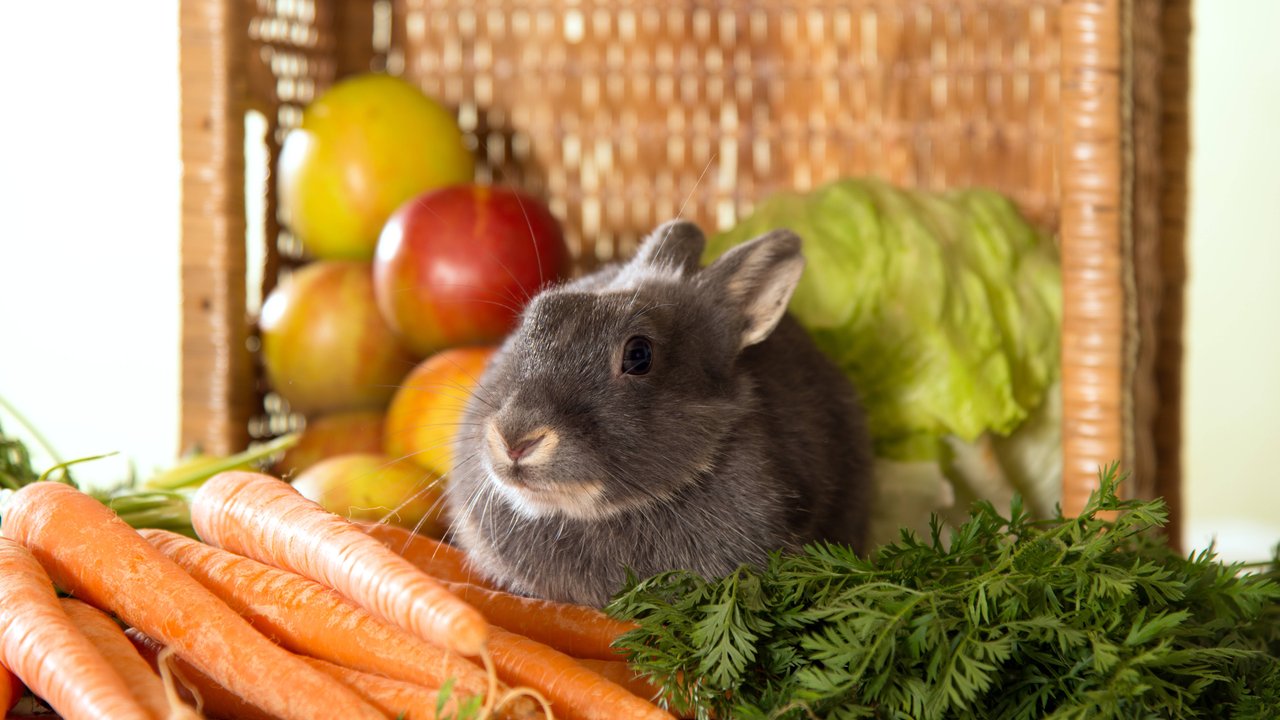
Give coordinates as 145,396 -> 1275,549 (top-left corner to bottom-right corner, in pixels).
178,0 -> 1191,535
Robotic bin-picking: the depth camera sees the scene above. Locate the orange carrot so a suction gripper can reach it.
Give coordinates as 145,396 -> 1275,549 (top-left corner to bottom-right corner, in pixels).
358,523 -> 637,661
444,581 -> 637,661
574,659 -> 654,698
141,528 -> 539,720
357,520 -> 499,588
191,470 -> 488,656
59,598 -> 198,720
126,629 -> 275,720
488,627 -> 675,720
0,536 -> 151,720
1,481 -> 384,720
301,655 -> 461,720
574,659 -> 691,717
2,661 -> 23,714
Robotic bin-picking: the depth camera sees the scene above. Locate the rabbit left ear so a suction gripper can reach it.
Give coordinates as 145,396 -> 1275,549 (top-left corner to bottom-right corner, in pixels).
631,220 -> 706,276
698,229 -> 805,349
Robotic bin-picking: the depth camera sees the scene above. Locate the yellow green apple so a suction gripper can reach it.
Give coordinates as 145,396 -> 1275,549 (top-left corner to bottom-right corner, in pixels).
278,74 -> 475,260
259,261 -> 414,415
290,452 -> 447,535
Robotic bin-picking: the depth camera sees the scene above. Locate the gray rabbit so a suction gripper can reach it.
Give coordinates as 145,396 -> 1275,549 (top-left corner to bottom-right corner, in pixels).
443,220 -> 873,607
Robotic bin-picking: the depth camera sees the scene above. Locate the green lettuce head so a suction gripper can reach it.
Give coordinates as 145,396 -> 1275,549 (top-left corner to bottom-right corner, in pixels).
706,179 -> 1062,464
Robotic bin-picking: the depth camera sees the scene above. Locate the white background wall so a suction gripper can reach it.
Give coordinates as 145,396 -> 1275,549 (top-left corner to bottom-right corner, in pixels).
0,2 -> 1276,558
0,4 -> 181,487
1181,0 -> 1280,561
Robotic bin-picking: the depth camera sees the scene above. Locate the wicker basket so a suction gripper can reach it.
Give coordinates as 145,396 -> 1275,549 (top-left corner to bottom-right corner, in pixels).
178,0 -> 1191,534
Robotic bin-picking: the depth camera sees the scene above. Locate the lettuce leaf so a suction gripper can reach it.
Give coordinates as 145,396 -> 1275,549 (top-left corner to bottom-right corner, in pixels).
706,178 -> 1061,467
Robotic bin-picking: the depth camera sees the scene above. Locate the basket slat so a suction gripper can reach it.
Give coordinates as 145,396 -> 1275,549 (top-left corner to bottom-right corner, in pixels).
1058,0 -> 1126,515
1155,0 -> 1192,542
179,0 -> 253,456
1058,0 -> 1187,522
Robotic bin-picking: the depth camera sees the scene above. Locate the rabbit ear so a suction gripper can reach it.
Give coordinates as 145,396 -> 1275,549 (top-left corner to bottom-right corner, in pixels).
700,229 -> 805,349
631,220 -> 706,275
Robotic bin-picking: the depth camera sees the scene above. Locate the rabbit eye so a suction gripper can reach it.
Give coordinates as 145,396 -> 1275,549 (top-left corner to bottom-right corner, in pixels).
621,336 -> 652,375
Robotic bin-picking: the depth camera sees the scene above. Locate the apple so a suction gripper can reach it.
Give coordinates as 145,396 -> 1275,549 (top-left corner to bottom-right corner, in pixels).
384,346 -> 496,478
290,453 -> 447,535
373,185 -> 570,357
273,409 -> 386,478
278,74 -> 475,260
260,261 -> 414,415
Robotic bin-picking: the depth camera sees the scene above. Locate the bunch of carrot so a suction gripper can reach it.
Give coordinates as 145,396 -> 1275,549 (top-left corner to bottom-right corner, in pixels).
0,470 -> 678,720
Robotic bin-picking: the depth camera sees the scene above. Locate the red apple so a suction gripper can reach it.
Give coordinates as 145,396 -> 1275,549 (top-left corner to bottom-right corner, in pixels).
373,185 -> 570,357
260,261 -> 415,415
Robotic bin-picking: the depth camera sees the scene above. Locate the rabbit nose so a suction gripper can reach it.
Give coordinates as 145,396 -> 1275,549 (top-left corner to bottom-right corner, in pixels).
485,421 -> 559,466
505,432 -> 546,461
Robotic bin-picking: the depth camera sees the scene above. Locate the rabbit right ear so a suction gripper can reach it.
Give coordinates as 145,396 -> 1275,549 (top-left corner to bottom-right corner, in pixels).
631,220 -> 706,275
699,229 -> 805,349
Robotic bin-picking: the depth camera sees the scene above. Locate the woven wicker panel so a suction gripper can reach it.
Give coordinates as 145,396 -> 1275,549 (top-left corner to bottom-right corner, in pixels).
396,0 -> 1062,266
244,0 -> 397,278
